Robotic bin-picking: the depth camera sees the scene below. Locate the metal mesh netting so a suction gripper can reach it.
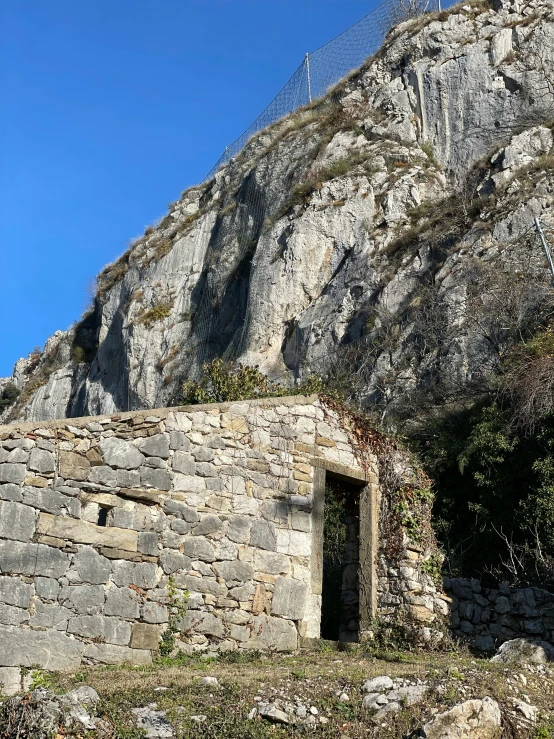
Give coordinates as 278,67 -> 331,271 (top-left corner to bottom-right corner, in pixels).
205,0 -> 445,180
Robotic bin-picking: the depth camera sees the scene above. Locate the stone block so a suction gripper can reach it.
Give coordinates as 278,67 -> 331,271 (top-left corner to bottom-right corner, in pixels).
0,501 -> 37,542
174,574 -> 226,598
0,483 -> 23,502
291,510 -> 311,532
205,494 -> 231,512
22,488 -> 81,518
229,583 -> 255,601
169,431 -> 189,451
112,561 -> 160,589
164,499 -> 199,523
0,576 -> 33,608
116,469 -> 141,488
7,448 -> 29,464
140,467 -> 171,491
111,508 -> 149,531
227,516 -> 252,544
59,584 -> 105,614
29,602 -> 73,630
248,614 -> 298,651
276,529 -> 311,557
28,449 -> 55,474
230,624 -> 250,642
98,437 -> 145,470
250,520 -> 276,552
170,519 -> 190,535
213,560 -> 254,584
0,540 -> 70,578
0,625 -> 84,669
172,452 -> 195,477
84,643 -> 152,665
159,550 -> 191,574
59,451 -> 91,482
136,434 -> 170,459
182,535 -> 215,562
68,546 -> 112,585
253,550 -> 291,575
179,610 -> 224,637
67,615 -> 132,645
196,462 -> 217,477
138,532 -> 159,556
173,474 -> 206,492
192,514 -> 223,537
191,447 -> 215,462
119,488 -> 162,505
2,439 -> 34,451
0,603 -> 29,626
271,577 -> 307,620
130,622 -> 162,650
142,601 -> 168,624
0,666 -> 23,696
105,586 -> 141,619
495,596 -> 511,614
89,466 -> 119,487
36,512 -> 138,552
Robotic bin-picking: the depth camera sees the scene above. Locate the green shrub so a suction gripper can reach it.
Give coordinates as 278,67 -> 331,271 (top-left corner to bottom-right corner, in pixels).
158,576 -> 189,657
137,301 -> 173,327
180,359 -> 333,406
0,383 -> 20,411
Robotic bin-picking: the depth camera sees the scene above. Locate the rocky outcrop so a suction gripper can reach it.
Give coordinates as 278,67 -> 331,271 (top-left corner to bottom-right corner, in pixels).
3,0 -> 554,424
423,697 -> 502,739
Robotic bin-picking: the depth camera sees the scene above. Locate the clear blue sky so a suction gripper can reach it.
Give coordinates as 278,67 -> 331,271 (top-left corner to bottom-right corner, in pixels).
0,0 -> 381,376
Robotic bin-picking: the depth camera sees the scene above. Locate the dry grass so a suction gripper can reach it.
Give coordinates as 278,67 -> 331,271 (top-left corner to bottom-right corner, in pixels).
39,648 -> 553,739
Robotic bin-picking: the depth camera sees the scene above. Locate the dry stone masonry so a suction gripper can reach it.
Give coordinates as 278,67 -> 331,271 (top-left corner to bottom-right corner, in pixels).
445,578 -> 554,652
0,395 -> 445,691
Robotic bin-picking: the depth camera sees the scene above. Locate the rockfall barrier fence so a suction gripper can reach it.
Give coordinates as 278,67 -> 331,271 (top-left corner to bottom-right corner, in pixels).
206,0 -> 445,179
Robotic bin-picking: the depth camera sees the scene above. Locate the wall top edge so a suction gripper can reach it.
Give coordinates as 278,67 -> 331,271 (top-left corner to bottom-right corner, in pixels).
0,394 -> 322,434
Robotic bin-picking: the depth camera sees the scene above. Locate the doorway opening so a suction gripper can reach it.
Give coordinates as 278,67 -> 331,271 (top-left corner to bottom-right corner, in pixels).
320,474 -> 361,642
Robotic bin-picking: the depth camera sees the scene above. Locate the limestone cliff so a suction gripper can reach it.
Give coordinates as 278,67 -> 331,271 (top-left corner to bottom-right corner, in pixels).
4,0 -> 554,423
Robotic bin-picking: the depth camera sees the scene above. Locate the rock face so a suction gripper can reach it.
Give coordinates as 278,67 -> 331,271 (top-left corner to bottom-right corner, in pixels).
3,0 -> 554,427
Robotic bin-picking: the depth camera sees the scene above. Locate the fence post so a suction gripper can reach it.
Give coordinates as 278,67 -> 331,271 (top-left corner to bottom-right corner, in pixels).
305,53 -> 312,104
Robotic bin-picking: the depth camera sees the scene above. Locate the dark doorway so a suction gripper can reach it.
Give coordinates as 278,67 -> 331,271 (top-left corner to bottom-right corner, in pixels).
320,475 -> 361,642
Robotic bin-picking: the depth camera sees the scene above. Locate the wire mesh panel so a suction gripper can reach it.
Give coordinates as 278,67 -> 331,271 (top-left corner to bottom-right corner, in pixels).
205,0 -> 455,180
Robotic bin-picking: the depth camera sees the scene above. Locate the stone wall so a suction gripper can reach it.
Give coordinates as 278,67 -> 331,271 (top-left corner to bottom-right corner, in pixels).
445,577 -> 554,652
0,394 -> 446,689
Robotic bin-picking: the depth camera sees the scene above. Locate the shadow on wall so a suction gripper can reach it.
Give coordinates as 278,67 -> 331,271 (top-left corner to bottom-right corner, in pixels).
444,577 -> 554,654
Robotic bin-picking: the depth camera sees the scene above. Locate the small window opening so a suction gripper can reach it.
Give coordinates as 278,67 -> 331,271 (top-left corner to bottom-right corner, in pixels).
321,476 -> 361,642
97,507 -> 109,527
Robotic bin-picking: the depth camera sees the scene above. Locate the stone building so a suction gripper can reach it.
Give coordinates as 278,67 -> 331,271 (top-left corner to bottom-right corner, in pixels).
0,395 -> 446,692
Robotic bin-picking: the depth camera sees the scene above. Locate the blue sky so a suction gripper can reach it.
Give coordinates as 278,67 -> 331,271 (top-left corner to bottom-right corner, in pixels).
0,0 -> 381,376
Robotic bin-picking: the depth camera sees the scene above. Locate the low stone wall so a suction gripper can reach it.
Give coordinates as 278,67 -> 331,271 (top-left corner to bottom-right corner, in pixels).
0,394 -> 446,690
445,577 -> 554,651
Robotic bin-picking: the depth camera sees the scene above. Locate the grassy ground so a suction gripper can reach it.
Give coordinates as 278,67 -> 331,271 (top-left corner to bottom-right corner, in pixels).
28,647 -> 552,739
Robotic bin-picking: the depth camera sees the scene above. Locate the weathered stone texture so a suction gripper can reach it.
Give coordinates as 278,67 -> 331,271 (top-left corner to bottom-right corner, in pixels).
0,396 -> 443,674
